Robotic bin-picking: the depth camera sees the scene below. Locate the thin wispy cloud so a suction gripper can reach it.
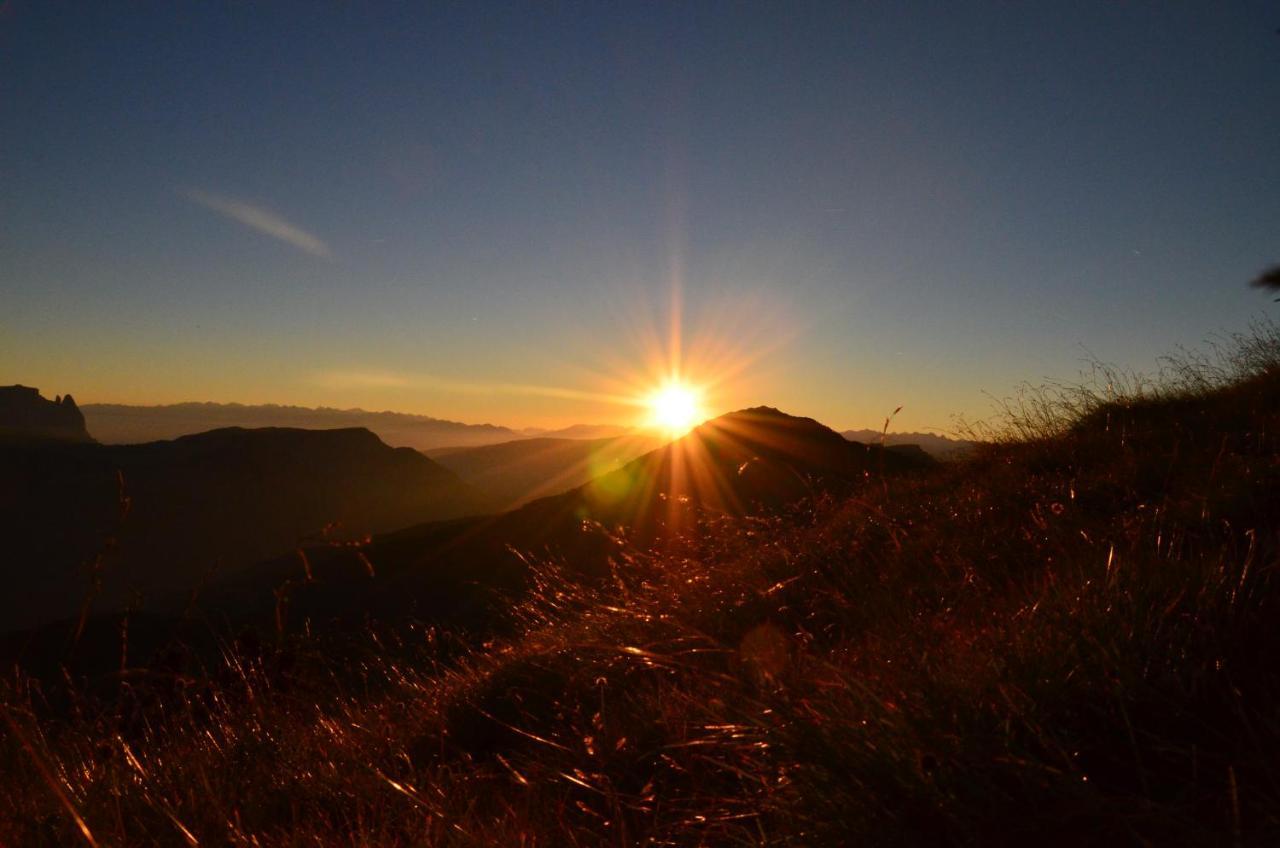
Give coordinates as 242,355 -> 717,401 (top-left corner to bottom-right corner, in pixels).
312,371 -> 414,390
182,188 -> 332,258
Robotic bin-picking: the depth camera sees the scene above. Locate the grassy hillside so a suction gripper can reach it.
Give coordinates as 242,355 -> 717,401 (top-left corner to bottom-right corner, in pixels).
2,327 -> 1279,845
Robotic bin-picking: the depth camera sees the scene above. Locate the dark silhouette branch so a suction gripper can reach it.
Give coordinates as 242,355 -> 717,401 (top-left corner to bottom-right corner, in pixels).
1251,265 -> 1280,301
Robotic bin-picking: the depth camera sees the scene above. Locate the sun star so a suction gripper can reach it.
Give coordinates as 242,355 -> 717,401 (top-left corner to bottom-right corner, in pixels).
647,382 -> 703,437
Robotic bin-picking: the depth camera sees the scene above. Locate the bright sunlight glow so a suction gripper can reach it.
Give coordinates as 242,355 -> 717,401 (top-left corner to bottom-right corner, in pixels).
647,382 -> 704,437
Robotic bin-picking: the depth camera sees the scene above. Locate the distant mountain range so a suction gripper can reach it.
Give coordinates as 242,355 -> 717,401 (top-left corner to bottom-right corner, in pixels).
515,423 -> 635,440
0,425 -> 491,633
79,399 -> 975,459
82,401 -> 521,450
841,429 -> 977,458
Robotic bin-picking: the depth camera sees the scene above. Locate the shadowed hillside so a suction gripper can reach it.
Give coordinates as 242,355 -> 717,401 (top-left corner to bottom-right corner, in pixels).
0,427 -> 491,633
557,406 -> 936,534
427,434 -> 663,507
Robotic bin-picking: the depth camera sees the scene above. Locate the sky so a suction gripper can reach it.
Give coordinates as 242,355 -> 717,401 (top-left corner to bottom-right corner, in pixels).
3,3 -> 1278,432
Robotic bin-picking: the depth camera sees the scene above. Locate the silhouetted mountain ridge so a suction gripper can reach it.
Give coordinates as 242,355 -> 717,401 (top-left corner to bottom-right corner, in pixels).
0,385 -> 93,442
557,405 -> 935,527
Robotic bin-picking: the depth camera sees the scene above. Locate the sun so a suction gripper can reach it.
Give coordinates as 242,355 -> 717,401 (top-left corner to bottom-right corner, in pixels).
646,381 -> 704,437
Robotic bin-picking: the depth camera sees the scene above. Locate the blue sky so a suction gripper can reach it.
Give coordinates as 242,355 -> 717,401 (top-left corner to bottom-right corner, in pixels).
3,2 -> 1278,430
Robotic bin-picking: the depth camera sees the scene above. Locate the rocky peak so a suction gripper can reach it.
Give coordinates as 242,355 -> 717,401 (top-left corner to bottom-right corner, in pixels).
0,385 -> 94,442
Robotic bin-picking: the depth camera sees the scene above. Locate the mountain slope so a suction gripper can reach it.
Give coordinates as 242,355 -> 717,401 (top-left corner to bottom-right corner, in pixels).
540,406 -> 936,536
426,434 -> 663,507
0,427 -> 491,632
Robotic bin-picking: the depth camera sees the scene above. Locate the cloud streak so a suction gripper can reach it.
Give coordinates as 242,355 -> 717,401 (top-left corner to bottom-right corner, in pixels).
182,188 -> 332,258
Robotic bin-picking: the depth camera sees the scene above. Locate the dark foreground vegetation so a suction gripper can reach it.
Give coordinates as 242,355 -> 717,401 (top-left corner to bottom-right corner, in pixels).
3,325 -> 1280,846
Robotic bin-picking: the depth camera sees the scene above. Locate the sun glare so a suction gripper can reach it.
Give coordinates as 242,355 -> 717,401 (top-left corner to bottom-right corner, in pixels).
647,382 -> 703,437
